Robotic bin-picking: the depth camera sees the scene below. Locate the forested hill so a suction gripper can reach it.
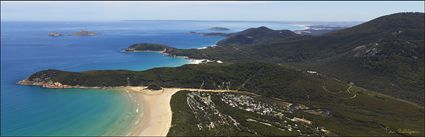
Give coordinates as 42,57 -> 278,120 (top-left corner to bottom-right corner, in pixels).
19,62 -> 425,136
167,12 -> 425,104
216,26 -> 299,46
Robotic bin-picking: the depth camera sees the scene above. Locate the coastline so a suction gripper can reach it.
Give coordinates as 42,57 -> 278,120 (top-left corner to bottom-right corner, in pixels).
124,49 -> 222,65
16,44 -> 226,136
121,87 -> 237,136
123,87 -> 180,136
292,24 -> 311,30
197,44 -> 218,50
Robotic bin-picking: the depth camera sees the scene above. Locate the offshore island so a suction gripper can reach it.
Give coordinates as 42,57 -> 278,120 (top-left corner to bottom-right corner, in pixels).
48,30 -> 97,37
19,13 -> 424,136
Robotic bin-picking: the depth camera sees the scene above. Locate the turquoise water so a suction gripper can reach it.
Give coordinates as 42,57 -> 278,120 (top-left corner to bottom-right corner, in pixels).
1,21 -> 303,136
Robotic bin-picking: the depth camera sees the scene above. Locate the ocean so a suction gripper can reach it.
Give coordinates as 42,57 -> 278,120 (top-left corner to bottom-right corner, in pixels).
0,20 -> 303,136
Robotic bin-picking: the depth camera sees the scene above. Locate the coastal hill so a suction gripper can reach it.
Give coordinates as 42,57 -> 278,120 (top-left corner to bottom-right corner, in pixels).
166,12 -> 425,104
18,62 -> 425,136
216,26 -> 299,46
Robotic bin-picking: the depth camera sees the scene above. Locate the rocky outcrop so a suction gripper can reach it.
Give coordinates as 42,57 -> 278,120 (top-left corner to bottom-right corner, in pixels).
18,80 -> 72,88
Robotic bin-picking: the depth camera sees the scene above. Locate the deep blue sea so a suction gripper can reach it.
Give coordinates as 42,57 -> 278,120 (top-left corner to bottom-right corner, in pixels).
0,20 -> 303,136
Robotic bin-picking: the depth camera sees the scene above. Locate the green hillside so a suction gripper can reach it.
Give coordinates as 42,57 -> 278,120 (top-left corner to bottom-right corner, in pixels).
23,62 -> 424,136
166,12 -> 425,104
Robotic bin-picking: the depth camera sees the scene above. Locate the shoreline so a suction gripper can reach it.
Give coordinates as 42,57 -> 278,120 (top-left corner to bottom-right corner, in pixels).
121,87 -> 237,136
125,50 -> 222,65
123,87 -> 180,136
17,79 -> 235,136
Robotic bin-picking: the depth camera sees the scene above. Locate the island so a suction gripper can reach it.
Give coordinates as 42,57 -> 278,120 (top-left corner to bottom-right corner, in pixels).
47,30 -> 97,37
209,27 -> 230,31
189,32 -> 232,37
188,27 -> 231,37
48,32 -> 64,37
73,30 -> 97,36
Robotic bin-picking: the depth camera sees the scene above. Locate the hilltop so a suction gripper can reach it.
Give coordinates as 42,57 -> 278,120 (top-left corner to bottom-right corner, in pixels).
166,12 -> 425,104
216,26 -> 299,46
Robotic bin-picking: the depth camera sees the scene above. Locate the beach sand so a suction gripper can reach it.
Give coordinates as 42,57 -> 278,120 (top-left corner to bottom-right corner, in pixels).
122,87 -> 237,136
123,87 -> 179,136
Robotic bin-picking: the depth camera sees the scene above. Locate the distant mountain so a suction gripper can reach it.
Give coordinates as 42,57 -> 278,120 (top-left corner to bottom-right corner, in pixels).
168,12 -> 425,104
216,26 -> 299,46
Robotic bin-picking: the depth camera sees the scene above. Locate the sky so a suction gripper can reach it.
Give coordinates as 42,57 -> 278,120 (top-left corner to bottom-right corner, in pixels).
1,1 -> 424,22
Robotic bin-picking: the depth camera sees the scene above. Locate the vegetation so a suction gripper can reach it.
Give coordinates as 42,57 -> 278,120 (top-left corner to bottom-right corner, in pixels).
125,43 -> 175,52
216,26 -> 299,46
25,62 -> 424,135
168,90 -> 424,136
22,12 -> 425,136
167,12 -> 425,104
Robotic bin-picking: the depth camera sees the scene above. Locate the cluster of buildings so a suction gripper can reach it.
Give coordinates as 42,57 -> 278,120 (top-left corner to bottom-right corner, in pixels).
186,92 -> 241,131
220,93 -> 290,117
218,93 -> 330,135
183,91 -> 330,136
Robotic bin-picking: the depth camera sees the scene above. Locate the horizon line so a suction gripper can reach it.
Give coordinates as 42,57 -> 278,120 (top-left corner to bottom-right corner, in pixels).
1,19 -> 365,23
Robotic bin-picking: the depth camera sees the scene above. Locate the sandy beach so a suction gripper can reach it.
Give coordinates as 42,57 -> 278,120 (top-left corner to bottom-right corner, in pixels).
123,87 -> 179,136
122,87 -> 236,136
